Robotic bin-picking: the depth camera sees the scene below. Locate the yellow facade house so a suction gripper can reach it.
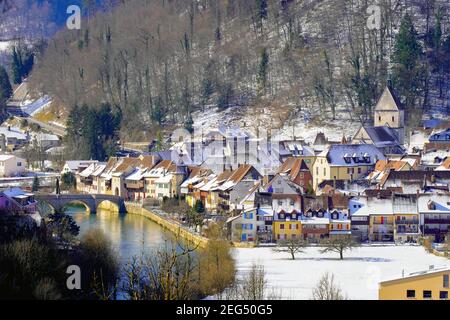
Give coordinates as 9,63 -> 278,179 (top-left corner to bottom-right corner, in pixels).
379,266 -> 449,300
312,144 -> 385,191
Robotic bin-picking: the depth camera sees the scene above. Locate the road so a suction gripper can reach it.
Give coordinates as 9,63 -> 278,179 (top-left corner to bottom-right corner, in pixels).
14,116 -> 66,137
5,81 -> 66,137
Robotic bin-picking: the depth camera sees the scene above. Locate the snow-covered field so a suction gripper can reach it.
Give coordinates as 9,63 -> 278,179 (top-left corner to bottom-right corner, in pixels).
233,246 -> 449,300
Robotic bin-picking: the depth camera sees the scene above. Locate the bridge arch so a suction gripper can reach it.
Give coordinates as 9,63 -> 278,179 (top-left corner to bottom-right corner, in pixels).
96,199 -> 120,212
35,194 -> 126,214
61,200 -> 92,214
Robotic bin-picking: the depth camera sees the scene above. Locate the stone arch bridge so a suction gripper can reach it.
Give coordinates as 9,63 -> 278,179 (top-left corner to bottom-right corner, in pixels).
35,194 -> 126,214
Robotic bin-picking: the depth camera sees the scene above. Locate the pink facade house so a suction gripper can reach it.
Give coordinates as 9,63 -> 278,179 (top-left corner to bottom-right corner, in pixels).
0,188 -> 37,214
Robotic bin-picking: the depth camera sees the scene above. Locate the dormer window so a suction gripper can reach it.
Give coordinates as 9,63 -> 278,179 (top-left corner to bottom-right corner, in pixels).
363,153 -> 371,163
427,201 -> 436,210
352,153 -> 359,163
344,153 -> 351,164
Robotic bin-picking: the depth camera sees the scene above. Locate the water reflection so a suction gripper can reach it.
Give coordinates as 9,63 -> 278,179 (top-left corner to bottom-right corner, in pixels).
66,205 -> 171,263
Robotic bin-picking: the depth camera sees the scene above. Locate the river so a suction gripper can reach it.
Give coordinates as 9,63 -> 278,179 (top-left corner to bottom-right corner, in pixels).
65,204 -> 172,263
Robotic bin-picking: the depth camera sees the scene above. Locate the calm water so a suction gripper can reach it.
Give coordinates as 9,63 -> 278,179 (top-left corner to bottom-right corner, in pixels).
66,205 -> 172,263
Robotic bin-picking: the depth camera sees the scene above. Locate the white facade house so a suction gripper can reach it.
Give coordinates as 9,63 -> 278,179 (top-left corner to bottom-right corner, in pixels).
61,160 -> 99,175
0,155 -> 26,177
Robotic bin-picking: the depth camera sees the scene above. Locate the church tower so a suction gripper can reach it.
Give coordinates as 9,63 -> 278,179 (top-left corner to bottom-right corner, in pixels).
373,86 -> 405,144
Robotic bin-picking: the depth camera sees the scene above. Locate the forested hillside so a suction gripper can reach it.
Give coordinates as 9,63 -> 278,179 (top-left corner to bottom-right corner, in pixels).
29,0 -> 450,141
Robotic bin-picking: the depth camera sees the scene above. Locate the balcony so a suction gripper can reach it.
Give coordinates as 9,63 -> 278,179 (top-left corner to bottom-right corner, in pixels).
424,219 -> 450,224
396,228 -> 419,234
219,193 -> 230,200
372,221 -> 393,225
424,228 -> 449,235
395,220 -> 419,225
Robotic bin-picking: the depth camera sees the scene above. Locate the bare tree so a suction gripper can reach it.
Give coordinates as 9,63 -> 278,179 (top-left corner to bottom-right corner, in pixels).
224,263 -> 267,300
273,237 -> 307,260
311,272 -> 346,300
320,237 -> 359,260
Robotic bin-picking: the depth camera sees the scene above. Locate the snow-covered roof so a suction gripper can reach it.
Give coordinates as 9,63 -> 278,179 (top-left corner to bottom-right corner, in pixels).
32,132 -> 60,141
155,174 -> 173,184
2,187 -> 32,198
125,168 -> 147,181
325,144 -> 385,167
0,154 -> 21,162
418,194 -> 450,213
64,160 -> 98,171
0,126 -> 27,140
301,217 -> 330,225
381,265 -> 450,284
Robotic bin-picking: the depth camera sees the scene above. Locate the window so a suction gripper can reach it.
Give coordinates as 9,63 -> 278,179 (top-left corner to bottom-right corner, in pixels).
440,291 -> 448,300
316,167 -> 319,175
280,224 -> 285,230
378,116 -> 381,122
423,290 -> 432,299
444,275 -> 449,288
17,162 -> 22,167
290,200 -> 295,206
392,116 -> 395,122
323,168 -> 326,176
358,168 -> 362,174
406,290 -> 415,298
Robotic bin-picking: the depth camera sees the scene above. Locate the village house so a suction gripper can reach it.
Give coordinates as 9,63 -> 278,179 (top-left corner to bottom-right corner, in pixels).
216,165 -> 262,213
379,266 -> 450,300
0,188 -> 37,214
142,159 -> 187,200
424,128 -> 450,153
349,196 -> 370,242
76,162 -> 107,194
227,207 -> 268,243
0,155 -> 26,177
418,194 -> 450,243
329,210 -> 352,238
382,171 -> 450,194
366,159 -> 413,186
435,157 -> 450,171
98,157 -> 123,195
277,158 -> 313,190
299,210 -> 330,242
31,132 -> 60,150
276,140 -> 316,167
180,167 -> 214,208
123,155 -> 160,200
312,144 -> 385,191
61,160 -> 98,175
0,126 -> 28,152
393,194 -> 420,243
273,210 -> 302,241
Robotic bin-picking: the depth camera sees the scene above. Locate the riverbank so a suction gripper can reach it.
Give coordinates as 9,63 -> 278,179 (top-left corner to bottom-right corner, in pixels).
125,203 -> 209,249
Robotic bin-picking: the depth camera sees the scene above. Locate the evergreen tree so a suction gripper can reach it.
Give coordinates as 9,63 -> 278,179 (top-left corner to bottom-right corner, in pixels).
194,200 -> 205,214
217,83 -> 233,110
257,48 -> 269,96
0,65 -> 12,105
32,175 -> 40,192
185,113 -> 194,134
391,14 -> 424,109
256,0 -> 268,20
11,47 -> 22,85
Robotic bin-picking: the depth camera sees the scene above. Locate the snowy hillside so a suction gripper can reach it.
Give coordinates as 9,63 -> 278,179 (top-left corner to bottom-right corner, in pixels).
234,246 -> 449,300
